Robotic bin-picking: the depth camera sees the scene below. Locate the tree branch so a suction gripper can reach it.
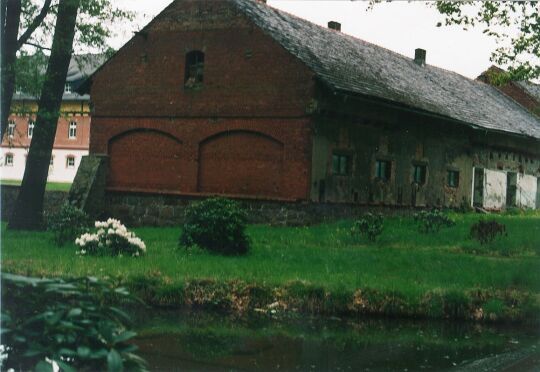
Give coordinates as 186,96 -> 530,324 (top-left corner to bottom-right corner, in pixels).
23,41 -> 52,50
17,0 -> 53,50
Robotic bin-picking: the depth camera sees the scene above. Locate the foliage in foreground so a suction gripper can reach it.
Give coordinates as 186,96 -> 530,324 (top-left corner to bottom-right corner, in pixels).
180,198 -> 250,255
75,218 -> 146,257
413,209 -> 455,234
470,220 -> 507,245
1,273 -> 147,372
351,213 -> 384,242
46,203 -> 91,247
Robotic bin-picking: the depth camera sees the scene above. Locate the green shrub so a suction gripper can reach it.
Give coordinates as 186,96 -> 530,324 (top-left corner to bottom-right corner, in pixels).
180,198 -> 250,255
1,273 -> 147,372
46,203 -> 91,246
413,209 -> 455,233
470,219 -> 507,245
351,213 -> 384,242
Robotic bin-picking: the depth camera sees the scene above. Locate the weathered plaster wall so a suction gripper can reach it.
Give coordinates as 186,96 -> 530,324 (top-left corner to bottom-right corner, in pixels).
483,169 -> 507,210
517,174 -> 537,209
310,93 -> 540,209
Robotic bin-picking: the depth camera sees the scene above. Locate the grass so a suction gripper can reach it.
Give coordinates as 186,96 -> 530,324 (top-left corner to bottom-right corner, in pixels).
0,179 -> 71,191
2,212 -> 540,321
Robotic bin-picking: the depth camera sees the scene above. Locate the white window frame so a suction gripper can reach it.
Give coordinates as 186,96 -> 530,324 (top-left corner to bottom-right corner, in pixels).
68,121 -> 77,139
64,83 -> 72,93
28,120 -> 35,138
66,156 -> 75,169
7,120 -> 15,138
5,153 -> 14,166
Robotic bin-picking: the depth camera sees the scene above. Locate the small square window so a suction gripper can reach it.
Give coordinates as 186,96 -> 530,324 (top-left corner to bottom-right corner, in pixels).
332,154 -> 351,175
184,50 -> 205,89
66,156 -> 75,168
412,164 -> 427,184
68,121 -> 77,139
64,83 -> 72,93
4,153 -> 14,166
447,170 -> 459,188
375,160 -> 391,181
28,121 -> 35,138
7,120 -> 15,138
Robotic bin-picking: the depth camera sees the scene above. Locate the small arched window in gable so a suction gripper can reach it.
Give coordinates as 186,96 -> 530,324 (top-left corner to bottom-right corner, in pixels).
184,50 -> 205,89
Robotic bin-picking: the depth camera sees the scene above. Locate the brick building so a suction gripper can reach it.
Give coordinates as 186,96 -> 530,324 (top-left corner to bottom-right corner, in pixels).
79,0 -> 540,212
477,66 -> 540,117
1,55 -> 103,183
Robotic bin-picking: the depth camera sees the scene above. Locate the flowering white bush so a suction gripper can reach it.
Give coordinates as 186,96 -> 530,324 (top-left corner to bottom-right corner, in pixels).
75,218 -> 146,257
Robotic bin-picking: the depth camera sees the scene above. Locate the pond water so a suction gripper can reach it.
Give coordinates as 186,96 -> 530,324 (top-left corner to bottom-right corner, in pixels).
132,310 -> 539,371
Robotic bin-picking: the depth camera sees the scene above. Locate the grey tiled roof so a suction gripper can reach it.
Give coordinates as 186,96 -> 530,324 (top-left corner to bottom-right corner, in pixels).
517,81 -> 540,102
233,0 -> 540,140
13,54 -> 106,102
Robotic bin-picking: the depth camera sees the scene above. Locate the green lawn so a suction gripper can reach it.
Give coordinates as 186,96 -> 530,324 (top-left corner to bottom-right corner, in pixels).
3,213 -> 539,296
3,212 -> 540,320
1,179 -> 71,191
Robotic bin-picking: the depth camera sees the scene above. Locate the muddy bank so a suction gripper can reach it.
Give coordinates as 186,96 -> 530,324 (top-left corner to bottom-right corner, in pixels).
126,275 -> 539,323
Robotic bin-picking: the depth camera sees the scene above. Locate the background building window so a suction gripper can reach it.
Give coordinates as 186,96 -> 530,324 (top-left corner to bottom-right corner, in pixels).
375,159 -> 391,181
28,121 -> 35,138
184,50 -> 205,88
66,156 -> 75,168
64,83 -> 72,93
68,121 -> 77,139
413,164 -> 427,184
447,170 -> 459,188
8,120 -> 15,138
332,154 -> 351,175
50,156 -> 55,168
5,153 -> 14,166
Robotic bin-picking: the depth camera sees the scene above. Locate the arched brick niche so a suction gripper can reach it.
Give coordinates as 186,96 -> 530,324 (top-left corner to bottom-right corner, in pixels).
198,131 -> 284,197
108,129 -> 186,191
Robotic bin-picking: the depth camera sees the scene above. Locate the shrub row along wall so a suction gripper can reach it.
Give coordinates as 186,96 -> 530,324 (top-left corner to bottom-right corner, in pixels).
1,186 -> 415,226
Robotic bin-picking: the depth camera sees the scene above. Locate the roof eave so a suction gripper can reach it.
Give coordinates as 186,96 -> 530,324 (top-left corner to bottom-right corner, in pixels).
329,86 -> 540,142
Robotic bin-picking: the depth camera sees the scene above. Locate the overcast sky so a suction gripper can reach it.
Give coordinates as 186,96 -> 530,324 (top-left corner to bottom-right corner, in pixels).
113,0 -> 506,80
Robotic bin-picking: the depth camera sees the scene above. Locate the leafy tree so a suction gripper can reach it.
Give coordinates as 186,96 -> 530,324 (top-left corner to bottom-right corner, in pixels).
4,0 -> 133,230
2,0 -> 131,137
434,1 -> 539,82
369,1 -> 539,82
9,0 -> 81,230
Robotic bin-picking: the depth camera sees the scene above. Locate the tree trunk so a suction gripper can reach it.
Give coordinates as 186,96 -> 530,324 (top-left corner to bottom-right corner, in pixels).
9,0 -> 81,230
1,0 -> 21,139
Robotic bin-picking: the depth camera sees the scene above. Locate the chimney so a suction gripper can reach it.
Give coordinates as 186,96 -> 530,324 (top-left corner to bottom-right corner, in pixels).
414,48 -> 426,66
328,21 -> 341,32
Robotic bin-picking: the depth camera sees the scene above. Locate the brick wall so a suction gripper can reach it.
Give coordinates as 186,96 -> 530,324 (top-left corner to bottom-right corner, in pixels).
89,0 -> 315,200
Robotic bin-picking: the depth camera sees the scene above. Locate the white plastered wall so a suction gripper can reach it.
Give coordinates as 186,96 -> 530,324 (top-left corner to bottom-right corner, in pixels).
0,147 -> 88,183
517,174 -> 537,209
483,169 -> 507,210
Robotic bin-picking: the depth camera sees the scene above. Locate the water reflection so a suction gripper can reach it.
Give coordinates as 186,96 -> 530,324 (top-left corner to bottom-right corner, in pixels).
133,310 -> 539,371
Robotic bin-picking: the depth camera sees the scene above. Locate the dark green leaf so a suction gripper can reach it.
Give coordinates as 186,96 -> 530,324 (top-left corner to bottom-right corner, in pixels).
35,360 -> 54,372
107,349 -> 124,372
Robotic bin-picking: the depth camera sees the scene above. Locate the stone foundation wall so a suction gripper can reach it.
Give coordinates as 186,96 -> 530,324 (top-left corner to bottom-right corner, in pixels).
1,186 -> 68,222
1,186 -> 417,226
104,191 -> 417,227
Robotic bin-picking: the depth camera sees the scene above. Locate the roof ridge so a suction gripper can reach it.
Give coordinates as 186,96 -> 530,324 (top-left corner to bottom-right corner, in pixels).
233,0 -> 540,139
242,0 -> 486,87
